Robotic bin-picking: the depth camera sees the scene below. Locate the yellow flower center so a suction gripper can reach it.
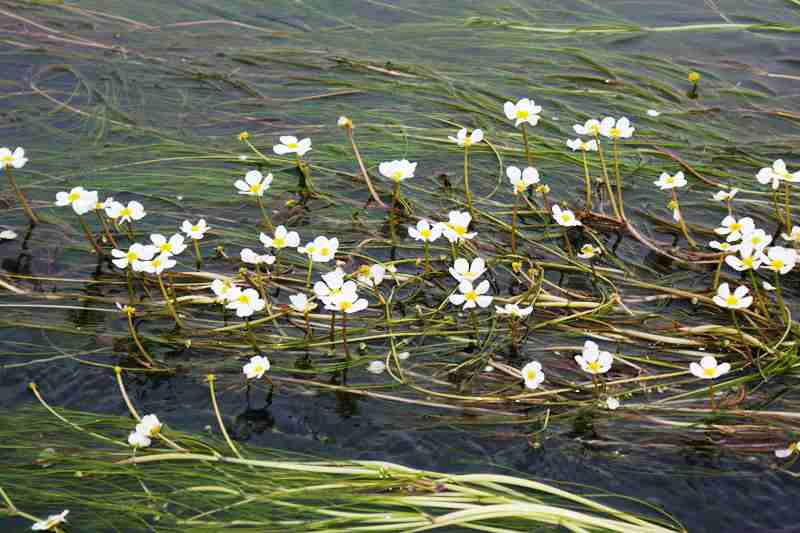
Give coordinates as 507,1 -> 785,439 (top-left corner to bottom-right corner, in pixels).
126,251 -> 138,262
420,228 -> 431,238
516,109 -> 529,119
339,300 -> 352,311
730,223 -> 741,232
703,367 -> 716,377
454,225 -> 466,236
273,237 -> 285,248
1,155 -> 12,165
320,247 -> 330,257
725,295 -> 738,306
561,214 -> 572,223
392,170 -> 404,181
752,236 -> 761,245
515,182 -> 525,194
771,259 -> 784,270
191,225 -> 199,232
306,245 -> 316,254
358,265 -> 371,276
609,127 -> 621,137
666,176 -> 674,184
249,183 -> 261,193
465,290 -> 477,301
68,192 -> 80,203
160,243 -> 171,252
287,143 -> 298,149
589,125 -> 600,134
526,369 -> 537,380
742,256 -> 753,267
152,258 -> 162,268
120,208 -> 131,218
587,360 -> 601,372
252,363 -> 264,374
238,294 -> 250,304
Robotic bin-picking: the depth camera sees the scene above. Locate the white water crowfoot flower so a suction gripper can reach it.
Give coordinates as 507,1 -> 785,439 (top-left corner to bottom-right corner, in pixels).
0,146 -> 27,168
448,127 -> 483,147
605,397 -> 620,410
756,159 -> 800,190
325,290 -> 368,314
136,414 -> 163,437
31,510 -> 69,531
356,264 -> 386,288
782,225 -> 800,244
742,229 -> 772,251
449,257 -> 486,283
506,166 -> 539,195
709,240 -> 739,253
712,283 -> 753,309
138,252 -> 176,275
566,138 -> 598,152
379,159 -> 417,182
55,186 -> 98,215
573,119 -> 601,136
211,279 -> 236,303
273,135 -> 311,156
289,293 -> 317,313
150,233 -> 187,255
181,219 -> 210,240
299,235 -> 339,263
243,355 -> 270,379
551,204 -> 581,227
578,244 -> 601,259
495,303 -> 533,318
241,248 -> 275,266
440,211 -> 476,243
775,441 -> 799,458
761,246 -> 797,274
313,269 -> 353,305
408,219 -> 442,242
520,361 -> 545,389
599,116 -> 635,139
111,243 -> 157,270
106,200 -> 145,223
575,341 -> 613,375
449,280 -> 492,309
654,171 -> 686,190
0,229 -> 17,240
234,170 -> 273,196
260,225 -> 300,251
712,188 -> 738,202
689,355 -> 731,379
128,430 -> 151,449
503,98 -> 542,127
226,287 -> 266,317
714,215 -> 754,242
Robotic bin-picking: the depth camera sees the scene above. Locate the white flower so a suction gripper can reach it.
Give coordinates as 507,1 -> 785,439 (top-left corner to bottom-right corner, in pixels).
709,240 -> 739,253
367,360 -> 386,374
211,279 -> 236,303
725,242 -> 761,272
408,219 -> 442,242
520,361 -> 545,389
260,225 -> 300,250
495,303 -> 533,318
646,109 -> 661,117
299,235 -> 338,263
93,196 -> 113,212
0,146 -> 27,169
760,246 -> 797,275
712,188 -> 738,202
226,287 -> 266,317
273,136 -> 312,156
181,219 -> 209,240
763,281 -> 776,291
689,355 -> 731,380
378,159 -> 417,182
575,340 -> 613,375
138,252 -> 176,275
337,116 -> 352,127
448,128 -> 484,147
551,204 -> 581,227
742,229 -> 772,251
714,215 -> 754,242
31,510 -> 69,531
598,116 -> 634,139
243,355 -> 270,379
566,138 -> 598,152
756,159 -> 800,190
234,170 -> 272,196
506,166 -> 539,195
55,186 -> 98,215
150,233 -> 187,255
654,171 -> 687,190
136,414 -> 163,437
325,290 -> 368,314
449,257 -> 486,283
440,211 -> 476,242
106,200 -> 145,223
573,119 -> 601,136
503,98 -> 542,127
449,280 -> 492,309
241,248 -> 275,265
111,243 -> 157,269
289,293 -> 317,313
313,269 -> 351,305
775,442 -> 799,459
0,229 -> 17,240
356,264 -> 386,288
605,397 -> 620,410
578,244 -> 601,259
397,351 -> 410,360
128,430 -> 151,449
782,225 -> 800,243
712,283 -> 753,309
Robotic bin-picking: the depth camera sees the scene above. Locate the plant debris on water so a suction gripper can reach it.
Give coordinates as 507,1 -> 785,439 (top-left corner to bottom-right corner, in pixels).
3,1 -> 800,530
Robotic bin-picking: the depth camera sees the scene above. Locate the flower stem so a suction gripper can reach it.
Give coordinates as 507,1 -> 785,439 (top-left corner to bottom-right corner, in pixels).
157,274 -> 183,328
77,214 -> 104,256
595,134 -> 620,221
341,312 -> 351,360
747,269 -> 769,317
784,181 -> 793,233
563,227 -> 573,257
613,138 -> 625,220
206,374 -> 244,460
708,382 -> 715,410
423,241 -> 431,272
305,256 -> 313,289
256,195 -> 274,233
193,239 -> 202,270
671,190 -> 697,248
772,191 -> 786,229
581,151 -> 592,211
464,144 -> 473,218
330,310 -> 336,344
511,194 -> 518,255
346,127 -> 386,207
712,255 -> 724,291
774,271 -> 788,324
126,312 -> 155,366
5,167 -> 38,225
95,210 -> 118,248
470,308 -> 480,348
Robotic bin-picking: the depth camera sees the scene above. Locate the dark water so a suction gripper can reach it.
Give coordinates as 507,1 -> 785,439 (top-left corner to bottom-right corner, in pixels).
3,1 -> 800,531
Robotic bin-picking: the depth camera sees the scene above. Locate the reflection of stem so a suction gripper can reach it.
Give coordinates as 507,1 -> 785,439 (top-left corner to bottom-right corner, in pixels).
157,274 -> 183,328
126,312 -> 155,366
256,195 -> 274,232
581,151 -> 592,211
4,167 -> 38,225
346,126 -> 386,207
207,374 -> 244,459
77,214 -> 104,256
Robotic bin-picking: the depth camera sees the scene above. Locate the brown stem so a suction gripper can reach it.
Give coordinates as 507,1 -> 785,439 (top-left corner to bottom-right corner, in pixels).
346,127 -> 386,208
5,167 -> 38,225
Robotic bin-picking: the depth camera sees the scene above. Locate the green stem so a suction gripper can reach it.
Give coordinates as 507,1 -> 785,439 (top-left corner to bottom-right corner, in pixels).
127,312 -> 155,366
581,151 -> 592,211
158,274 -> 183,328
193,239 -> 202,270
306,256 -> 313,289
95,210 -> 118,248
341,311 -> 351,360
5,167 -> 38,225
784,181 -> 793,233
511,194 -> 518,256
256,195 -> 274,233
613,138 -> 625,220
521,123 -> 533,167
774,271 -> 788,324
671,190 -> 697,248
464,144 -> 473,218
77,214 -> 104,256
206,374 -> 244,460
594,134 -> 620,221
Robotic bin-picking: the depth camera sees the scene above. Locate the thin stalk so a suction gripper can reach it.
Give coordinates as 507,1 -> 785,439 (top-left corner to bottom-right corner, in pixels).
193,239 -> 202,269
772,191 -> 786,228
157,274 -> 183,328
671,191 -> 697,248
594,134 -> 620,220
423,241 -> 431,272
521,123 -> 534,167
581,151 -> 592,211
774,272 -> 788,323
463,144 -> 473,217
784,181 -> 793,233
613,138 -> 625,219
708,382 -> 715,410
330,310 -> 336,343
346,126 -> 386,207
511,193 -> 518,255
4,166 -> 38,225
256,195 -> 274,233
206,374 -> 244,460
306,256 -> 314,289
125,310 -> 155,366
115,367 -> 185,450
469,308 -> 480,348
562,227 -> 573,257
712,256 -> 724,290
341,311 -> 351,360
77,214 -> 105,256
95,210 -> 118,248
747,269 -> 769,317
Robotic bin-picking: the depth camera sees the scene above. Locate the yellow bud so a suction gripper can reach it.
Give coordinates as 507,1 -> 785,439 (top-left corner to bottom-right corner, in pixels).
238,131 -> 250,141
688,71 -> 701,83
511,261 -> 522,273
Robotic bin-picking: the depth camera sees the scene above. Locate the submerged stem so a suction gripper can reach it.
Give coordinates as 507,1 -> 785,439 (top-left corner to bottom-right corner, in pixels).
206,374 -> 244,460
157,274 -> 183,328
4,166 -> 38,225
